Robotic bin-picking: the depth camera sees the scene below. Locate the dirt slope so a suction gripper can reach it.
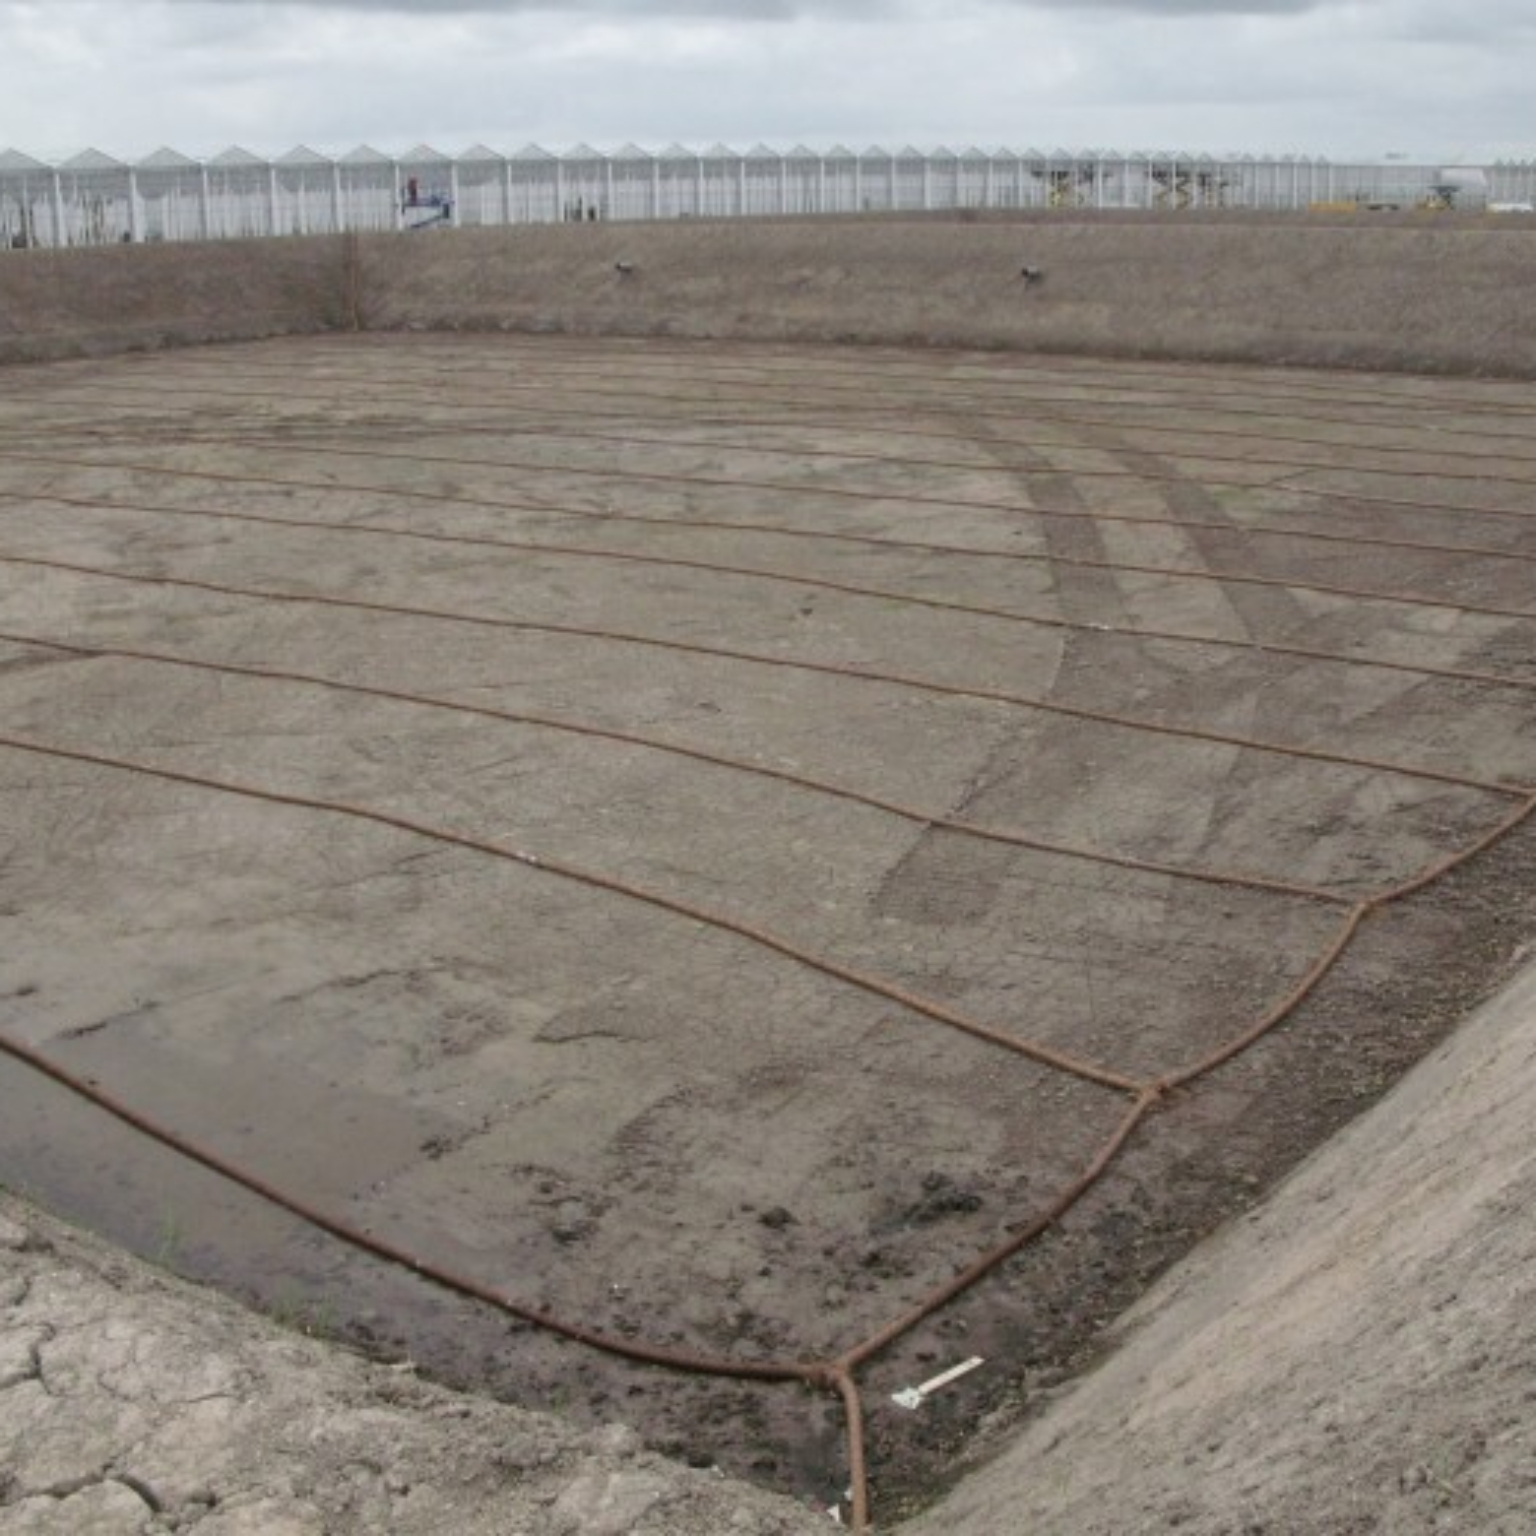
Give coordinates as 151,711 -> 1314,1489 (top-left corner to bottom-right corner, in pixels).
907,953 -> 1536,1535
5,212 -> 1536,374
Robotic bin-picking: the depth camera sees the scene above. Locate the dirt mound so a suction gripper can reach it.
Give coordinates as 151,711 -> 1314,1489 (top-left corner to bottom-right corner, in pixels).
909,954 -> 1536,1534
5,213 -> 1536,376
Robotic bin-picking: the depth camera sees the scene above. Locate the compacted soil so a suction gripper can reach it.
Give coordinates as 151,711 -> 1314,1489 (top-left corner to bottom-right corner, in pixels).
0,335 -> 1532,1521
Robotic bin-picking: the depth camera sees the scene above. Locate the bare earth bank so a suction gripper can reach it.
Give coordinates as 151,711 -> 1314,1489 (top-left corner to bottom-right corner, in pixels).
909,953 -> 1536,1535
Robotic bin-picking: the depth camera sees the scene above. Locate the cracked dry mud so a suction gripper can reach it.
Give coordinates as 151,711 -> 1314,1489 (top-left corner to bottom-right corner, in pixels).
0,1197 -> 823,1534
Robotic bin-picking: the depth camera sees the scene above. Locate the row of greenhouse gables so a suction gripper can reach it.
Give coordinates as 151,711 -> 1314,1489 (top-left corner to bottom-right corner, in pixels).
3,143 -> 1533,249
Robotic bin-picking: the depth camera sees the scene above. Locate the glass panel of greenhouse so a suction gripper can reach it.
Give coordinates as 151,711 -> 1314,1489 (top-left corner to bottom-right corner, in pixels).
206,147 -> 273,240
337,146 -> 397,232
928,147 -> 959,210
823,146 -> 858,212
135,148 -> 207,242
656,144 -> 701,220
508,145 -> 559,225
893,146 -> 927,210
0,149 -> 59,249
857,146 -> 894,213
784,147 -> 822,216
608,145 -> 656,222
2,141 -> 1530,248
57,148 -> 133,246
456,145 -> 507,227
273,146 -> 338,236
559,145 -> 608,222
955,148 -> 989,209
742,145 -> 782,217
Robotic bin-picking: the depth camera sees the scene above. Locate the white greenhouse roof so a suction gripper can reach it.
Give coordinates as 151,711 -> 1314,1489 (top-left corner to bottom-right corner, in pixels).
137,147 -> 198,170
61,148 -> 126,171
209,146 -> 265,167
0,141 -> 1528,177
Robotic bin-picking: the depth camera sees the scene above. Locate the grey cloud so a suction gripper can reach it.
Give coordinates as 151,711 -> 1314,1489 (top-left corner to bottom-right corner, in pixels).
19,0 -> 1533,163
166,0 -> 1325,12
175,0 -> 856,13
1029,0 -> 1326,12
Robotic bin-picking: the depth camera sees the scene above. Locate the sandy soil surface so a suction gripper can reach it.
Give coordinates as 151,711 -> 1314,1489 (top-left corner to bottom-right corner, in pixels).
0,334 -> 1533,1522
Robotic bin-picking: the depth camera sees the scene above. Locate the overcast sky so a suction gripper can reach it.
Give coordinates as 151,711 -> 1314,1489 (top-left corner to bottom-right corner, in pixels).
3,0 -> 1531,164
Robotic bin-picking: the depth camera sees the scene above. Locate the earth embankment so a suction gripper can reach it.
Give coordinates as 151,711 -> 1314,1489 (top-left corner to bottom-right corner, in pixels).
908,951 -> 1536,1534
3,212 -> 1533,375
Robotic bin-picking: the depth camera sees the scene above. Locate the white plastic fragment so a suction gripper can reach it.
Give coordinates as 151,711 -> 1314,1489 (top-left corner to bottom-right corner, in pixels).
890,1355 -> 985,1410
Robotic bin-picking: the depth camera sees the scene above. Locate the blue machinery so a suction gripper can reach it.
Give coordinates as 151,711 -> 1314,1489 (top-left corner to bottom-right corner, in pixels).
401,178 -> 452,230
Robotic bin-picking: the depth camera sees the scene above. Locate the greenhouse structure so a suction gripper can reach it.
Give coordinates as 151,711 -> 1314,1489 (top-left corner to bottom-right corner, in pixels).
3,142 -> 1533,250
